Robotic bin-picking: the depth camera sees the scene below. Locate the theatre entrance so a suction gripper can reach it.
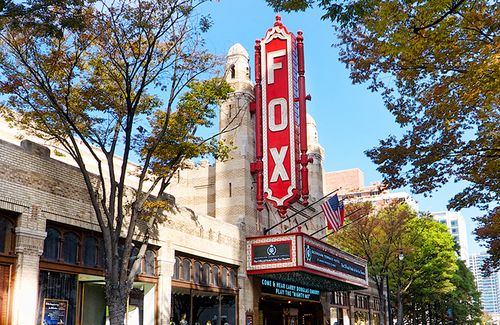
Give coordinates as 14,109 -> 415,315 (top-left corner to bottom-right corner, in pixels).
259,297 -> 323,325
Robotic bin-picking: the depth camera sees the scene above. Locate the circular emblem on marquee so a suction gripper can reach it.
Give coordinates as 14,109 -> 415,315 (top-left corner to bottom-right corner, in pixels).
267,244 -> 277,256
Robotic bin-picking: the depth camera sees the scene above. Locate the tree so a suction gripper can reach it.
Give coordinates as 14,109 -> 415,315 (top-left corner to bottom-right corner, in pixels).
397,217 -> 458,324
474,206 -> 500,273
0,0 -> 234,324
329,202 -> 417,325
265,0 -> 499,270
330,204 -> 477,325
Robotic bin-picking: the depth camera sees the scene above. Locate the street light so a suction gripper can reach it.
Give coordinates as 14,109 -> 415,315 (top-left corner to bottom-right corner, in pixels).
397,252 -> 404,325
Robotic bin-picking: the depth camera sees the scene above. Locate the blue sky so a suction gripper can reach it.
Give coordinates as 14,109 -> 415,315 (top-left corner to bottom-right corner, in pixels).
198,0 -> 484,253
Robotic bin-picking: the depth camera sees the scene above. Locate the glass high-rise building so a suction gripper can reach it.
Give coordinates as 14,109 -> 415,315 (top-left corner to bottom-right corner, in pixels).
469,253 -> 500,315
432,211 -> 469,263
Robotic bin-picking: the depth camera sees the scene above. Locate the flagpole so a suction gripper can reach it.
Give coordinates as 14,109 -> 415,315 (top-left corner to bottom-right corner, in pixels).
310,203 -> 359,237
284,210 -> 323,233
319,207 -> 367,241
263,188 -> 340,235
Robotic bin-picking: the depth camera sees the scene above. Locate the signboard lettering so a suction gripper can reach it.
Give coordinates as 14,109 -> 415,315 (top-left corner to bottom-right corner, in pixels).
252,242 -> 292,264
261,278 -> 320,301
260,17 -> 299,214
41,298 -> 68,325
253,16 -> 311,213
304,244 -> 366,279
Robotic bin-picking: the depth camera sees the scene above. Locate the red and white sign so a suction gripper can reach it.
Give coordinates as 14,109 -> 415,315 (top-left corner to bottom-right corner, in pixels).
261,18 -> 299,213
252,16 -> 310,216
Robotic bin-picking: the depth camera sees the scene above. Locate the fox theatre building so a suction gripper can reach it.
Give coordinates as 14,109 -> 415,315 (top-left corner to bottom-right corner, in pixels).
246,17 -> 369,325
246,232 -> 368,325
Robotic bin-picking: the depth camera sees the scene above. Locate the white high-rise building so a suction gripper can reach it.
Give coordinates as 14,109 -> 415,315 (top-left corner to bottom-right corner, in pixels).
469,253 -> 500,319
431,211 -> 469,263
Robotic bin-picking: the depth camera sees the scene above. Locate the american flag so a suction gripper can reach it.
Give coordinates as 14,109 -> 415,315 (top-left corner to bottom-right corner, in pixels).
321,194 -> 345,232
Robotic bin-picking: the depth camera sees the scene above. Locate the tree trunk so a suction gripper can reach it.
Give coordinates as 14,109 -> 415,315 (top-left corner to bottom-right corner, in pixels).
105,278 -> 130,325
376,278 -> 386,325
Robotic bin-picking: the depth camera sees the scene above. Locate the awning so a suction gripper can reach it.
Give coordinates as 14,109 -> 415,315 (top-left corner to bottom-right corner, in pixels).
246,232 -> 368,292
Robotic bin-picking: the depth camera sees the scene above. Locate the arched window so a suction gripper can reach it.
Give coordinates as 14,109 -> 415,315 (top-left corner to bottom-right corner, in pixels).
98,239 -> 105,267
230,65 -> 236,79
201,263 -> 210,285
83,236 -> 97,267
212,265 -> 220,287
229,269 -> 237,289
63,231 -> 79,264
173,257 -> 180,279
193,261 -> 202,284
0,217 -> 14,254
221,267 -> 228,287
182,258 -> 191,281
129,246 -> 139,271
144,250 -> 155,275
43,227 -> 60,261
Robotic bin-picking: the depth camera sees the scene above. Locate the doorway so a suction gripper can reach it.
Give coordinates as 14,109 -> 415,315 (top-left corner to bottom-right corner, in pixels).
259,297 -> 322,325
0,264 -> 11,325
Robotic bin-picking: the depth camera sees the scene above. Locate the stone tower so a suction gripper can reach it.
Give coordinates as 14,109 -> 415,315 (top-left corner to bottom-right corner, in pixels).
306,113 -> 326,234
215,43 -> 256,227
306,112 -> 325,203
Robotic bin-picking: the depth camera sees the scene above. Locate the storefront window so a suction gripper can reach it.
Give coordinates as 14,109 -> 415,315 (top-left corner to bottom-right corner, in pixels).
192,293 -> 219,325
172,292 -> 191,325
221,295 -> 236,325
171,291 -> 237,325
172,254 -> 238,325
353,311 -> 368,325
37,271 -> 77,325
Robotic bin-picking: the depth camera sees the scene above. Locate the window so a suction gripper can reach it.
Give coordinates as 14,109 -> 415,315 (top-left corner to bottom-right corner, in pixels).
451,220 -> 458,227
182,258 -> 191,281
43,227 -> 60,261
63,232 -> 79,264
229,269 -> 237,289
354,294 -> 368,309
83,236 -> 97,267
194,261 -> 202,284
174,254 -> 238,290
202,263 -> 210,285
144,250 -> 155,275
331,291 -> 349,306
0,216 -> 15,255
174,257 -> 180,279
221,267 -> 228,288
212,266 -> 220,287
230,65 -> 235,79
42,223 -> 157,275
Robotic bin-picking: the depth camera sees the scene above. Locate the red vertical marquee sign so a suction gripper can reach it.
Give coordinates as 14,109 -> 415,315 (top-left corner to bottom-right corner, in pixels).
252,16 -> 311,217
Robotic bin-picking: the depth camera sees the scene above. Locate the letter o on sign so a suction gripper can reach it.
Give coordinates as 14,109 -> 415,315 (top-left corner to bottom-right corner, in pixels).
268,98 -> 288,132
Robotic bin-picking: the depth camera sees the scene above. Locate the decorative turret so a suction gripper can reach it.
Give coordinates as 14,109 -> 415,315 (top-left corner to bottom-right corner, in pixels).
225,43 -> 253,92
306,113 -> 325,203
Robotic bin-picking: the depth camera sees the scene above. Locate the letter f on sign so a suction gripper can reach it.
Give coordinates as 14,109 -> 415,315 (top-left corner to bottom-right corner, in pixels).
267,49 -> 286,84
270,146 -> 289,182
